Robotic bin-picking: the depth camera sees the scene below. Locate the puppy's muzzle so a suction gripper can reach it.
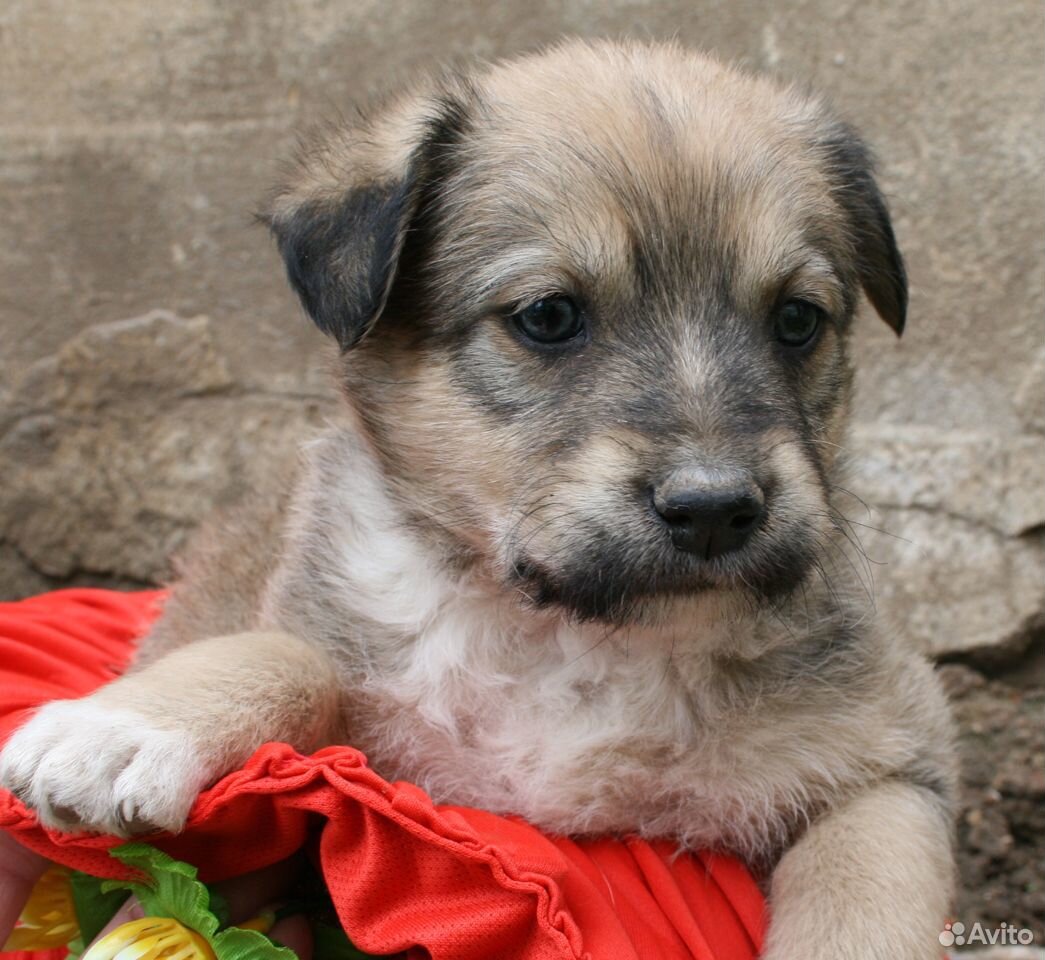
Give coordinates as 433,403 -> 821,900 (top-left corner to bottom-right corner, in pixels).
652,466 -> 765,560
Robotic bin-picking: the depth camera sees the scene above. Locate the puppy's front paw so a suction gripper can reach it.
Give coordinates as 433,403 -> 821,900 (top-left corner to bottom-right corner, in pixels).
0,698 -> 216,836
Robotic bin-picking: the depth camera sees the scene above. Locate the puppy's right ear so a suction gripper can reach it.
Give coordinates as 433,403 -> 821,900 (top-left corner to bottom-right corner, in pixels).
263,91 -> 467,350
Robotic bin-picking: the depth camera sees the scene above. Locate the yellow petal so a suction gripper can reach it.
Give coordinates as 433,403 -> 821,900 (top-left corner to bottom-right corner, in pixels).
113,934 -> 168,960
3,927 -> 74,952
2,866 -> 80,951
83,919 -> 165,960
82,918 -> 215,960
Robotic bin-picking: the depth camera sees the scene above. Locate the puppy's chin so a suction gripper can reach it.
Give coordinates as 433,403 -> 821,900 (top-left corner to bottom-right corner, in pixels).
508,539 -> 815,625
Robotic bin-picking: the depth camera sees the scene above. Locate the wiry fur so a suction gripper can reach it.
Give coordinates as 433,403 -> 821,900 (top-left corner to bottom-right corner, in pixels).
260,429 -> 953,866
1,40 -> 955,960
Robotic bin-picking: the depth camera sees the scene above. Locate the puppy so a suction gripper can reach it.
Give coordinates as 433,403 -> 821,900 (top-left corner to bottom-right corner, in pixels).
1,40 -> 956,960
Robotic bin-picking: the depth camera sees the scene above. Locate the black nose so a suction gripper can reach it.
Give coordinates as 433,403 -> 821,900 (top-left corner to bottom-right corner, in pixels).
652,470 -> 765,559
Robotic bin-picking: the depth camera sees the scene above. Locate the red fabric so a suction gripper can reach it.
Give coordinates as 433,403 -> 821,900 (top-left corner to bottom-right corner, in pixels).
0,589 -> 766,960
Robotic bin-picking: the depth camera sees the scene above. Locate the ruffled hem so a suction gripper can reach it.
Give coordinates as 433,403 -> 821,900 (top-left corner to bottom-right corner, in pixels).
0,590 -> 764,960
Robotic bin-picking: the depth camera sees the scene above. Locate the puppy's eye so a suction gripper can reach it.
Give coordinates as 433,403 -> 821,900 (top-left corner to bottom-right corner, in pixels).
513,296 -> 585,345
774,300 -> 824,348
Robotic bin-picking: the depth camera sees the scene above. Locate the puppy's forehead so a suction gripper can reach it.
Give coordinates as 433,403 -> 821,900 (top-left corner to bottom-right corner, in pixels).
479,42 -> 818,162
444,44 -> 846,306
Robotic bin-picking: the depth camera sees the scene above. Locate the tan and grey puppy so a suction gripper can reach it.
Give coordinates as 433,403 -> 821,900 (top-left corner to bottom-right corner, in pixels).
1,40 -> 955,960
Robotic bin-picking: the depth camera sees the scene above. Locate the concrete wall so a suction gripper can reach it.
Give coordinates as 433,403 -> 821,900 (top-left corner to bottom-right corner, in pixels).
2,0 -> 1043,934
3,0 -> 1042,657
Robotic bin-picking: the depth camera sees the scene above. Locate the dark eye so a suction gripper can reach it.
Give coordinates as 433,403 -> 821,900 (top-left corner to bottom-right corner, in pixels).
513,296 -> 585,345
774,300 -> 824,348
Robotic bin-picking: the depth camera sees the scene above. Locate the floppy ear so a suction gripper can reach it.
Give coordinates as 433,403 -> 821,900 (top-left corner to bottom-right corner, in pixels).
263,92 -> 467,350
823,123 -> 909,336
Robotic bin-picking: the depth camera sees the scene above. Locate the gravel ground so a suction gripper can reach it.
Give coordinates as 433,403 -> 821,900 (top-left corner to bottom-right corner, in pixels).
939,650 -> 1045,945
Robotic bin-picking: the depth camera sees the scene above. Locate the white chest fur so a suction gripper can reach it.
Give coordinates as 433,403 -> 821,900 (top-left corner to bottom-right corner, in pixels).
267,431 -> 881,858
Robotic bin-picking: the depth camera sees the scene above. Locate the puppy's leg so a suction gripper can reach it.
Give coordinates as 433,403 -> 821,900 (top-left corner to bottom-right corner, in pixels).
0,632 -> 341,836
763,780 -> 953,960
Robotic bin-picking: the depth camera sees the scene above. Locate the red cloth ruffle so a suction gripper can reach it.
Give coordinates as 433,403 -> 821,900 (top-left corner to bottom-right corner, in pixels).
0,589 -> 765,960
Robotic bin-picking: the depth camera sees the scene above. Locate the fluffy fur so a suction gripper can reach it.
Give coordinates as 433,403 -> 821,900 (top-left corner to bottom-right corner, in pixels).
1,40 -> 955,960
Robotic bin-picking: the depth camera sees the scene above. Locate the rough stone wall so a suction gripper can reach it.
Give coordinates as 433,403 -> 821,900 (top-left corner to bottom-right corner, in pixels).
2,0 -> 1042,940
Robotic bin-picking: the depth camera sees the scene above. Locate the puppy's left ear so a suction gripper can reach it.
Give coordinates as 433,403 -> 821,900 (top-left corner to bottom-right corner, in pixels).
823,123 -> 909,336
262,88 -> 467,350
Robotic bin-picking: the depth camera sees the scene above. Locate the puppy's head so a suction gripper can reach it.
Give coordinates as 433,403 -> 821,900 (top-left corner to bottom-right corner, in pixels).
265,40 -> 906,624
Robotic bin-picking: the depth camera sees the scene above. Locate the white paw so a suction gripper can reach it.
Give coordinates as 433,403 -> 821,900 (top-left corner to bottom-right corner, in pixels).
0,698 -> 214,836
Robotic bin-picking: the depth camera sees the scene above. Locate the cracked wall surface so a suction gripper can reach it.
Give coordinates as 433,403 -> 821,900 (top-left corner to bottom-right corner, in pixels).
2,0 -> 1043,938
2,0 -> 1041,656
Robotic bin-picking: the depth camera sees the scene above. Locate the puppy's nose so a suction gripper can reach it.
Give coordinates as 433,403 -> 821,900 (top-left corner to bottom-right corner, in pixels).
652,469 -> 765,559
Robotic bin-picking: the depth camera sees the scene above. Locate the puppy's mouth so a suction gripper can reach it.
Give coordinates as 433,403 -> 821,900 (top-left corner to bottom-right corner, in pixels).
510,559 -> 712,623
507,528 -> 813,623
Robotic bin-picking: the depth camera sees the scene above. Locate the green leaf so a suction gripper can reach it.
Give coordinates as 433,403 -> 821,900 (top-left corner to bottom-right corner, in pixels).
210,925 -> 299,960
95,843 -> 388,960
103,843 -> 219,938
99,844 -> 309,960
68,870 -> 130,948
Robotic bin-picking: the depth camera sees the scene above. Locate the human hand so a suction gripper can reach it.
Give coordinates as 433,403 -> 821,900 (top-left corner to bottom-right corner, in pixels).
0,831 -> 47,946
